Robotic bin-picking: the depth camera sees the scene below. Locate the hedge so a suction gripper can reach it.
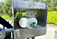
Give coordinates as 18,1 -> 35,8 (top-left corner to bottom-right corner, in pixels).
47,11 -> 57,25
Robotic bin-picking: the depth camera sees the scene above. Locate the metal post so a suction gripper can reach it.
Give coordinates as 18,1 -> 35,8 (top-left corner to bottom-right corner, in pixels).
3,26 -> 5,29
3,28 -> 13,33
32,37 -> 35,39
54,31 -> 57,39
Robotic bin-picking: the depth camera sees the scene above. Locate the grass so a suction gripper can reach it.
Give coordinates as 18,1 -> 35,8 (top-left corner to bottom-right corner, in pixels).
0,14 -> 13,20
47,11 -> 57,25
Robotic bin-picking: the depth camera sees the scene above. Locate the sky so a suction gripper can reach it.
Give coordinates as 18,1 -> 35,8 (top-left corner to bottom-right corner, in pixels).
0,0 -> 6,2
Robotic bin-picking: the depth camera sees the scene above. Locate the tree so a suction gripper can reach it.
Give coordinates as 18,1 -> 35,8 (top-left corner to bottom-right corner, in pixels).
0,2 -> 4,14
0,0 -> 12,16
4,0 -> 12,16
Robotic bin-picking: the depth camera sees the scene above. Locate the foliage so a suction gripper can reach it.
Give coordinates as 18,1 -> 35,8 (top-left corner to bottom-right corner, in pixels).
1,14 -> 13,20
5,0 -> 12,16
48,7 -> 57,11
14,9 -> 26,18
47,11 -> 57,25
14,12 -> 26,18
0,0 -> 12,16
0,2 -> 4,14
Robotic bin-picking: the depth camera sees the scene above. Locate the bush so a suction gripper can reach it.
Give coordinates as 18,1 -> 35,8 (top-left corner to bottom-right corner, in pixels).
48,7 -> 57,11
47,11 -> 57,25
54,7 -> 57,11
14,12 -> 26,18
48,7 -> 54,11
